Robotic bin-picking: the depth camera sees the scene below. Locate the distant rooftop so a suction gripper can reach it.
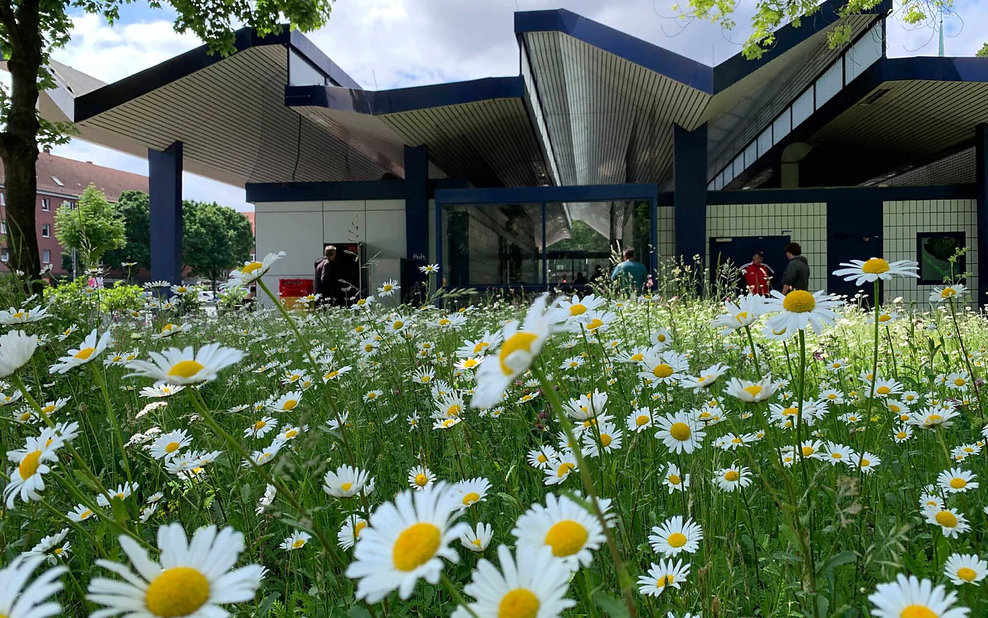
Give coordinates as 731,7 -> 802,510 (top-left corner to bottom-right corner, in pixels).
0,151 -> 148,201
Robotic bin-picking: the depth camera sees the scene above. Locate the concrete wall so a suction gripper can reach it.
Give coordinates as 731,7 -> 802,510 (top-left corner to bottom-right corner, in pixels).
883,199 -> 977,305
706,202 -> 828,290
254,199 -> 406,301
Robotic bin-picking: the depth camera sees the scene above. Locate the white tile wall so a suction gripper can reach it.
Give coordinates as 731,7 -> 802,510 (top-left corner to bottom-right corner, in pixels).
254,199 -> 408,303
883,199 -> 977,305
707,203 -> 828,290
657,206 -> 676,264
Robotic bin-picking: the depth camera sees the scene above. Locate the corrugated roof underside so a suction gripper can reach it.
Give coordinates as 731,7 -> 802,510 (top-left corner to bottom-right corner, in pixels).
380,98 -> 549,188
78,46 -> 401,184
524,31 -> 709,186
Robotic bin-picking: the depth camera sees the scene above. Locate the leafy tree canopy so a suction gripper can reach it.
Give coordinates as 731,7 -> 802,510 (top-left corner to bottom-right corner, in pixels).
675,0 -> 952,59
53,183 -> 125,268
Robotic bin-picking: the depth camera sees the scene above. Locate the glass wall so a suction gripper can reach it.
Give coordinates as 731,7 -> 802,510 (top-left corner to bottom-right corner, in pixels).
442,199 -> 652,290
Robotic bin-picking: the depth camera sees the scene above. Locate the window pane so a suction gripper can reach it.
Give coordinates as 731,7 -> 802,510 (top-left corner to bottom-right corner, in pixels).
443,203 -> 544,287
772,109 -> 791,145
791,88 -> 814,129
846,23 -> 883,83
815,58 -> 843,107
757,127 -> 773,157
288,48 -> 329,87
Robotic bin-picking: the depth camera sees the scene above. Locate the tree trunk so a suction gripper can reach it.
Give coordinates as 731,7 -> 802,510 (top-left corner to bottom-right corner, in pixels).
0,0 -> 43,292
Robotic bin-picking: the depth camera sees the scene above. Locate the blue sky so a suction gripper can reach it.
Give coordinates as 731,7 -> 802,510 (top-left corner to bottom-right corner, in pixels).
48,0 -> 988,211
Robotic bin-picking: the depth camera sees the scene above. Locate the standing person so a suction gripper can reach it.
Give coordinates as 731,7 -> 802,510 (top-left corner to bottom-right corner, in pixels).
610,247 -> 647,294
742,251 -> 774,295
314,245 -> 344,307
781,242 -> 810,293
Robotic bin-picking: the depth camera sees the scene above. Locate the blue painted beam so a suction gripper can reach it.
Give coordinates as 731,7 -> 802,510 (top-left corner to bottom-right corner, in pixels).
674,123 -> 708,264
514,9 -> 713,94
149,142 -> 183,285
977,124 -> 988,306
435,183 -> 663,205
709,185 -> 977,204
405,145 -> 429,300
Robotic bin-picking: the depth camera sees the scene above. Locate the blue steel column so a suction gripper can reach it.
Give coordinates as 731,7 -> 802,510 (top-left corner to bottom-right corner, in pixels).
976,123 -> 988,307
673,123 -> 708,266
149,141 -> 183,285
405,145 -> 429,301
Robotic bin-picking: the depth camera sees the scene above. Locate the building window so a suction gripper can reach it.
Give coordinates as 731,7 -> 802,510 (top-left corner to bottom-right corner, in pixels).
42,249 -> 51,264
1,219 -> 5,235
1,250 -> 8,262
62,200 -> 72,210
42,223 -> 51,238
917,232 -> 966,285
0,193 -> 5,206
41,198 -> 50,211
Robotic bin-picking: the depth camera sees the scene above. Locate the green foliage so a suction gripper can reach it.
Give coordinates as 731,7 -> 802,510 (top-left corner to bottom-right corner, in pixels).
45,276 -> 145,318
184,201 -> 255,286
53,183 -> 126,268
104,191 -> 152,271
678,0 -> 950,60
978,42 -> 988,57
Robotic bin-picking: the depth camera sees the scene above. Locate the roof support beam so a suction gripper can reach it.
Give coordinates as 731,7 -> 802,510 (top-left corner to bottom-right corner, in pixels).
405,144 -> 429,303
149,141 -> 184,285
674,123 -> 708,266
977,123 -> 988,306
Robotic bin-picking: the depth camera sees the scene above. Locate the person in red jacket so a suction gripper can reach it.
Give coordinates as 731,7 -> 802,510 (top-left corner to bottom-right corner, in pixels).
742,251 -> 774,295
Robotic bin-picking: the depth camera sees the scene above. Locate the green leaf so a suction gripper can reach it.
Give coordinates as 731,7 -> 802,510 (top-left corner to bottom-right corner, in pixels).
816,551 -> 857,577
258,592 -> 279,617
594,593 -> 631,618
347,606 -> 372,618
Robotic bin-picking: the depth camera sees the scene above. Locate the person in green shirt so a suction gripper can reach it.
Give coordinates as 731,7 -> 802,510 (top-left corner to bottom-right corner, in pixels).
610,247 -> 647,293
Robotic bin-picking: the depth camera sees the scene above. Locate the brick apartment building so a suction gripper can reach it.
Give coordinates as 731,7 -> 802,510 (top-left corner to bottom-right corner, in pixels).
0,152 -> 148,274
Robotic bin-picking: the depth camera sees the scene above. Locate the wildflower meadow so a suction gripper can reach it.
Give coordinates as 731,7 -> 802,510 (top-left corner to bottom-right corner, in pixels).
1,253 -> 986,618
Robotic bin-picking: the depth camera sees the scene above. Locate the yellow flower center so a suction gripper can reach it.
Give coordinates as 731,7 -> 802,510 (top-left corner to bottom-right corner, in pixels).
954,378 -> 966,386
783,407 -> 798,416
354,521 -> 367,537
742,385 -> 763,398
669,422 -> 691,441
447,405 -> 462,417
782,290 -> 816,313
957,567 -> 977,582
667,532 -> 687,548
282,400 -> 298,411
876,386 -> 891,395
18,450 -> 42,480
498,588 -> 540,618
724,470 -> 740,482
165,442 -> 180,453
657,574 -> 675,588
861,258 -> 889,274
340,482 -> 353,492
928,414 -> 942,423
645,363 -> 673,380
935,511 -> 958,528
544,520 -> 588,557
878,314 -> 891,322
393,321 -> 404,330
285,430 -> 298,439
392,523 -> 441,571
901,608 -> 937,618
253,420 -> 266,431
145,567 -> 210,617
74,347 -> 96,360
414,473 -> 429,487
557,462 -> 575,477
569,304 -> 587,316
636,415 -> 649,427
861,459 -> 871,467
950,478 -> 967,489
462,492 -> 481,506
668,474 -> 681,485
941,288 -> 957,298
831,453 -> 843,459
499,332 -> 538,376
600,434 -> 613,447
168,360 -> 204,379
292,538 -> 306,549
242,261 -> 264,275
80,509 -> 92,519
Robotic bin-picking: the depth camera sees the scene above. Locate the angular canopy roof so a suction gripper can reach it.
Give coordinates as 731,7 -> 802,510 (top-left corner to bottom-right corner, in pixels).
39,0 -> 986,195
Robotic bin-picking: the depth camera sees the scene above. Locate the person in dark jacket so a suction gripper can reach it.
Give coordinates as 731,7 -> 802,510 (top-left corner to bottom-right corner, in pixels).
314,245 -> 345,307
781,242 -> 810,293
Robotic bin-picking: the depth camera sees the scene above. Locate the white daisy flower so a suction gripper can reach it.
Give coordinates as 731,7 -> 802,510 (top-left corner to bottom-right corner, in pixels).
338,515 -> 369,550
225,251 -> 285,288
408,465 -> 436,491
323,465 -> 373,498
925,507 -> 971,539
944,553 -> 987,586
512,492 -> 609,572
459,522 -> 493,553
345,482 -> 469,602
126,344 -> 244,385
451,477 -> 491,510
655,411 -> 705,454
49,328 -> 111,374
930,284 -> 968,303
637,558 -> 691,597
868,573 -> 968,618
714,465 -> 752,492
87,523 -> 264,617
938,468 -> 978,494
761,290 -> 842,337
649,516 -> 703,557
280,531 -> 312,551
832,258 -> 918,285
451,545 -> 575,618
0,554 -> 66,617
148,429 -> 192,460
